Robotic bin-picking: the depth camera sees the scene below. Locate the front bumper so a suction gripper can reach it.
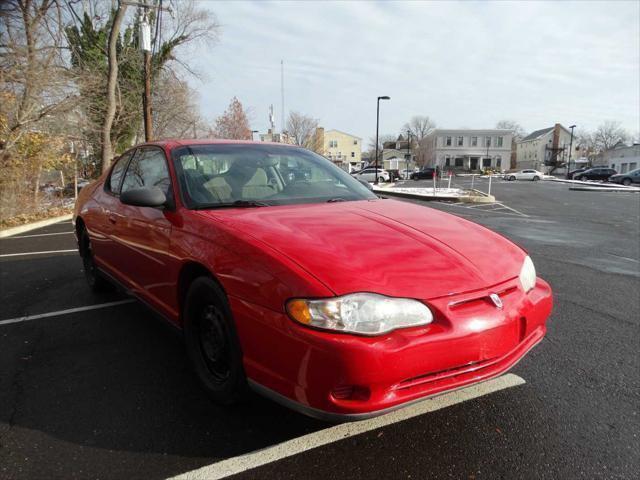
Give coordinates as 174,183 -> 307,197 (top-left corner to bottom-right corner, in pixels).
232,277 -> 553,420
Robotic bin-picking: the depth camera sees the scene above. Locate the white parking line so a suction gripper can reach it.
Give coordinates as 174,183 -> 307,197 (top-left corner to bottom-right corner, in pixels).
0,299 -> 135,326
0,249 -> 77,258
169,373 -> 525,480
6,231 -> 74,239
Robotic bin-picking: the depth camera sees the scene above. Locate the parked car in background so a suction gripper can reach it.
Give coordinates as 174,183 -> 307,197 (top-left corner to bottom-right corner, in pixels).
400,169 -> 415,180
352,167 -> 390,183
504,169 -> 544,181
73,139 -> 553,420
567,167 -> 589,179
410,166 -> 440,180
574,167 -> 617,181
608,168 -> 640,186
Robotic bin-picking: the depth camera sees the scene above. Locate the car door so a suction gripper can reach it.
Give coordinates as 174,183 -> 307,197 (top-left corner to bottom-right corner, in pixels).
116,146 -> 176,313
519,170 -> 533,180
91,149 -> 136,277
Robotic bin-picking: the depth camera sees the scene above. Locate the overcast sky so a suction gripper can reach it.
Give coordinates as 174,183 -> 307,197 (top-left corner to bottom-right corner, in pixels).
188,0 -> 639,142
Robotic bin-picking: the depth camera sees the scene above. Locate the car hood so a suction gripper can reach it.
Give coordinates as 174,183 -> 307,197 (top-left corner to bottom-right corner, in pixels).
200,199 -> 526,299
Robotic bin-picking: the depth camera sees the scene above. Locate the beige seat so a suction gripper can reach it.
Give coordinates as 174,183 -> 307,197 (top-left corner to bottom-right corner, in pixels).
203,176 -> 233,202
242,169 -> 275,199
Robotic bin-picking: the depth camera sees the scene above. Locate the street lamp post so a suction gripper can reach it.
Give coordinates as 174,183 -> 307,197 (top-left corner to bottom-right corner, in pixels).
566,125 -> 576,178
375,96 -> 391,184
406,129 -> 411,181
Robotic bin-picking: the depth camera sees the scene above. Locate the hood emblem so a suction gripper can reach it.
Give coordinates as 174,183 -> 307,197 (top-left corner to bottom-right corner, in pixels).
489,293 -> 503,309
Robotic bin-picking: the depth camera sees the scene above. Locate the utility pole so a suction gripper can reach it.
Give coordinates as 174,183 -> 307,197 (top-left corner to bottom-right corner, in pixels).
123,0 -> 171,142
566,125 -> 576,178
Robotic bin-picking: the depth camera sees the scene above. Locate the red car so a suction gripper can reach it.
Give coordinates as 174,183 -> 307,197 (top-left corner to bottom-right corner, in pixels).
74,140 -> 552,421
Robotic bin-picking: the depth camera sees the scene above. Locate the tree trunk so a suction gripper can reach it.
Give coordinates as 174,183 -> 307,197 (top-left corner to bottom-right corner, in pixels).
101,4 -> 127,173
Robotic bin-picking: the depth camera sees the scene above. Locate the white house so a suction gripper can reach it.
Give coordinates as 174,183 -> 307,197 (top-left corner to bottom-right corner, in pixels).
516,124 -> 575,171
420,129 -> 513,171
601,144 -> 640,173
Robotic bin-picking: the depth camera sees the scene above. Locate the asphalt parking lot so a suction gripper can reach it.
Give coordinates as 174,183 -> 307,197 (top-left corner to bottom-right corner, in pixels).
1,179 -> 639,480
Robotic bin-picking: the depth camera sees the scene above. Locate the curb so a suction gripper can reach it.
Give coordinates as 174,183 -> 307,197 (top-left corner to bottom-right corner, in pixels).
0,214 -> 73,238
568,186 -> 640,193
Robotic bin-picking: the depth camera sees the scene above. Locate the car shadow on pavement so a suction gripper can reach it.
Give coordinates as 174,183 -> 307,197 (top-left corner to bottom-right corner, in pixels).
0,300 -> 326,479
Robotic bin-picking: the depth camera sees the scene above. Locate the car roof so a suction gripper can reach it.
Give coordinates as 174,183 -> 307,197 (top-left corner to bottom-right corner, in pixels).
134,139 -> 300,150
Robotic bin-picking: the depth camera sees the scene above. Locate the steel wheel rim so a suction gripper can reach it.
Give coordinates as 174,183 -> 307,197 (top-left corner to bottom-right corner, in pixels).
198,304 -> 231,383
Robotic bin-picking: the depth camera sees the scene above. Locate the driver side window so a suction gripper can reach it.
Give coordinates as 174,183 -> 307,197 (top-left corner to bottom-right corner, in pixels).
121,148 -> 171,196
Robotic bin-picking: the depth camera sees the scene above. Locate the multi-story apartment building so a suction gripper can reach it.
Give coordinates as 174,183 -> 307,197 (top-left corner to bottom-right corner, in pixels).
316,128 -> 363,171
420,129 -> 513,171
516,124 -> 574,171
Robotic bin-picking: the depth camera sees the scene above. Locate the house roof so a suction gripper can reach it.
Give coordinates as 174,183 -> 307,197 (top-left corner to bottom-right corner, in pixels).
324,129 -> 362,140
520,125 -> 571,142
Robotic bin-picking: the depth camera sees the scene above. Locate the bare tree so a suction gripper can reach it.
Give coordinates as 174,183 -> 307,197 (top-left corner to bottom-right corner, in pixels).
0,0 -> 76,152
402,115 -> 436,143
286,111 -> 318,147
592,121 -> 629,152
152,70 -> 205,139
101,4 -> 127,173
365,134 -> 395,163
212,97 -> 251,140
495,120 -> 527,139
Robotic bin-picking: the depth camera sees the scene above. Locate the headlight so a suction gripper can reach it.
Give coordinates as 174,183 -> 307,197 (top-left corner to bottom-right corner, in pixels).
286,293 -> 433,335
519,255 -> 537,293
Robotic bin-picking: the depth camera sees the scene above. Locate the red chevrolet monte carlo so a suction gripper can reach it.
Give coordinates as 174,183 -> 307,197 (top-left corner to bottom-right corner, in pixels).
74,140 -> 552,421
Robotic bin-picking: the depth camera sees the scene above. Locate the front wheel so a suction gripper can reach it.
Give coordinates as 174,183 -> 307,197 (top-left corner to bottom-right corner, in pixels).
79,228 -> 111,292
509,176 -> 516,181
622,178 -> 632,186
183,277 -> 248,405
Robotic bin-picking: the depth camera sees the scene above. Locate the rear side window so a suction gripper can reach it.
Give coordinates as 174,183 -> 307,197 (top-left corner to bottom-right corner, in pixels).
106,151 -> 134,195
121,148 -> 171,196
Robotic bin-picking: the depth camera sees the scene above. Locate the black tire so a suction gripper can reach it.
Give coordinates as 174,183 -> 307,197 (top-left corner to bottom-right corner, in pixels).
532,176 -> 540,181
509,176 -> 516,181
183,277 -> 248,405
79,228 -> 111,292
576,176 -> 584,181
622,178 -> 632,186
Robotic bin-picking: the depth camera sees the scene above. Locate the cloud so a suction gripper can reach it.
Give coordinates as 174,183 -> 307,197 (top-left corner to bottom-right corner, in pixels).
190,0 -> 640,139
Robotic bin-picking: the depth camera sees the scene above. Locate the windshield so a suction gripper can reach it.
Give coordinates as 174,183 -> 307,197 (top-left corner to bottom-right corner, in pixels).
172,144 -> 376,208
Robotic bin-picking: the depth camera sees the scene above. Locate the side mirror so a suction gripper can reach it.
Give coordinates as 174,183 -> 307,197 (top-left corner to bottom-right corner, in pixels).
357,178 -> 374,191
120,186 -> 167,207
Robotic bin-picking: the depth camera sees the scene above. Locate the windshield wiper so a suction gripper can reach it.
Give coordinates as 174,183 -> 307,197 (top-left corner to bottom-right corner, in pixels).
326,197 -> 348,203
195,200 -> 271,209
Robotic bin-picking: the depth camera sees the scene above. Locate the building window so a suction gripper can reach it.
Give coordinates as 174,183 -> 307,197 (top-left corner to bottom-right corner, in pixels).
485,136 -> 491,147
483,158 -> 491,167
445,157 -> 451,166
353,140 -> 357,145
630,162 -> 637,170
446,136 -> 452,146
496,156 -> 502,168
351,152 -> 355,158
497,136 -> 504,147
329,140 -> 338,148
455,158 -> 463,167
457,136 -> 464,146
471,136 -> 478,146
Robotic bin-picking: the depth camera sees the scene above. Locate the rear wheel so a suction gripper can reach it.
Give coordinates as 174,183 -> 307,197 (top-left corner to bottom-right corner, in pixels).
183,277 -> 248,405
533,176 -> 540,181
622,178 -> 632,186
79,228 -> 111,292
